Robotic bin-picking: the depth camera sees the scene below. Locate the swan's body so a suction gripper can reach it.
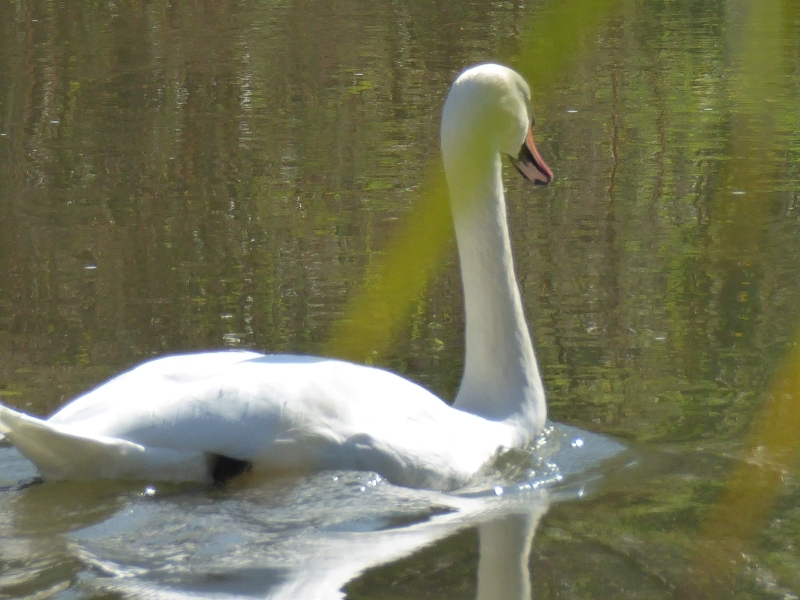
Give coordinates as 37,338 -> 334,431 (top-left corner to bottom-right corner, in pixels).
0,353 -> 523,489
0,64 -> 553,490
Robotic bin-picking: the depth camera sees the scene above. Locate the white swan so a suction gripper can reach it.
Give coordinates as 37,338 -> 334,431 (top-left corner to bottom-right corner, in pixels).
0,63 -> 553,491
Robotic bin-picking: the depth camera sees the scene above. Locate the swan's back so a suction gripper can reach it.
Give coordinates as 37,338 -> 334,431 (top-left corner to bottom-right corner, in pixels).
2,351 -> 519,489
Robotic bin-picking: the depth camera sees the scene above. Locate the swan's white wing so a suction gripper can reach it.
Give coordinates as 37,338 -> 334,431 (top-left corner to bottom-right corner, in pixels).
1,351 -> 519,488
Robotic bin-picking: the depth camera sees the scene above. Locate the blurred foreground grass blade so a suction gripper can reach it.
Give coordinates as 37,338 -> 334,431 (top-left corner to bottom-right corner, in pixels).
687,341 -> 800,595
323,171 -> 450,363
324,0 -> 621,363
679,0 -> 799,596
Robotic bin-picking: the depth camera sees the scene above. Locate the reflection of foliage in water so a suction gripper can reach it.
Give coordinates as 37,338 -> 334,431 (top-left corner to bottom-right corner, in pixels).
0,0 -> 800,597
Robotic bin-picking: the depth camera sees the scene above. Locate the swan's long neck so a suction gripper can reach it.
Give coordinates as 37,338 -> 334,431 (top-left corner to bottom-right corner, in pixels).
448,154 -> 546,434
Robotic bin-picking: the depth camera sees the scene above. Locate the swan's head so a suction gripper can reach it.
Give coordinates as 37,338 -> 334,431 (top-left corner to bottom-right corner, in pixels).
441,64 -> 553,186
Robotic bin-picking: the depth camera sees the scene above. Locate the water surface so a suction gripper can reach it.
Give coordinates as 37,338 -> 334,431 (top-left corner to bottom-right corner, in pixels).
1,0 -> 799,598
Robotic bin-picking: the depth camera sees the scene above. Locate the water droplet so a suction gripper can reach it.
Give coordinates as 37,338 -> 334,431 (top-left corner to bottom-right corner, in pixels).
493,485 -> 504,496
571,438 -> 584,448
142,486 -> 156,497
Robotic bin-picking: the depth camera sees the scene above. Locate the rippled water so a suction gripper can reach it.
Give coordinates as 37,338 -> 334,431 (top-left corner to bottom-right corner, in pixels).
1,0 -> 799,598
0,425 -> 624,599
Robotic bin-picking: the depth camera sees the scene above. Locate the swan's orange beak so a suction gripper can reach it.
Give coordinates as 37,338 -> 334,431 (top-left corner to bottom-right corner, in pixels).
513,122 -> 553,185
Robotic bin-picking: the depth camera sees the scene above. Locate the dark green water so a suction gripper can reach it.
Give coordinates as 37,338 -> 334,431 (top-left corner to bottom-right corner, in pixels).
1,0 -> 799,598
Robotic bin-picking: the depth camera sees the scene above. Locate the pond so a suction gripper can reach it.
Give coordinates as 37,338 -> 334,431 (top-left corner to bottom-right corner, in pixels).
1,0 -> 799,598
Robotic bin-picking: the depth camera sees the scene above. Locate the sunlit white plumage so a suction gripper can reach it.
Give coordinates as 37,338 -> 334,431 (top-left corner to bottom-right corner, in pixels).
0,63 -> 553,490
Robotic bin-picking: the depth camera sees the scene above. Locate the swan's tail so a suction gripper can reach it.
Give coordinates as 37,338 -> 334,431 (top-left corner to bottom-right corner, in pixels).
0,403 -> 208,481
0,405 -> 14,446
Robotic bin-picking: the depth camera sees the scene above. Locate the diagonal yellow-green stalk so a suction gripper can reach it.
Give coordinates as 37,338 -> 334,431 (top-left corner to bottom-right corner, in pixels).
683,0 -> 800,593
323,0 -> 621,364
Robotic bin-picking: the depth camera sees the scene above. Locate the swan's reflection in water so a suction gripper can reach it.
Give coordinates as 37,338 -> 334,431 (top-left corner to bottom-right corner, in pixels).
476,511 -> 543,600
0,424 -> 625,599
269,494 -> 549,600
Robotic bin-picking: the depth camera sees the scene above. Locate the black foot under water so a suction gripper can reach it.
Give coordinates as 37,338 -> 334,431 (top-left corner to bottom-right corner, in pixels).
210,454 -> 253,484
